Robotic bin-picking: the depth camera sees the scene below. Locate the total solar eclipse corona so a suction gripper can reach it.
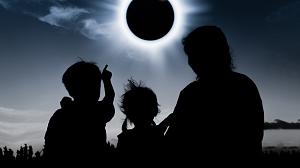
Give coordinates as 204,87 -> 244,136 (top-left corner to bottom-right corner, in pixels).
118,0 -> 186,50
126,0 -> 175,41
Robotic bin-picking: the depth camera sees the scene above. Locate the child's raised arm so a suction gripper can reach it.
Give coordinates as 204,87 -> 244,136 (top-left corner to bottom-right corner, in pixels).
102,65 -> 115,104
101,65 -> 115,123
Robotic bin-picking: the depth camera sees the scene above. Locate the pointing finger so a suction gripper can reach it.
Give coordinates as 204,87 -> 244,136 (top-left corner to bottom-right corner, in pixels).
103,64 -> 108,71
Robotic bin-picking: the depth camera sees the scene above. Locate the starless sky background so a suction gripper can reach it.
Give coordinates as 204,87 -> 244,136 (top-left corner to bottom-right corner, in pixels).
0,0 -> 299,150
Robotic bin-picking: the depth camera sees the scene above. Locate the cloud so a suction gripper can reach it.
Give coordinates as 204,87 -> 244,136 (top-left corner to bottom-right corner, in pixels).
0,0 -> 8,8
0,107 -> 48,150
38,6 -> 112,39
39,6 -> 88,27
0,0 -> 111,40
0,107 -> 48,123
80,19 -> 111,40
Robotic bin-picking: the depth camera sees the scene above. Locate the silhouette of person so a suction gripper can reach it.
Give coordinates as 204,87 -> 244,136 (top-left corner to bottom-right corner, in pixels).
165,26 -> 264,162
44,61 -> 115,162
117,79 -> 167,162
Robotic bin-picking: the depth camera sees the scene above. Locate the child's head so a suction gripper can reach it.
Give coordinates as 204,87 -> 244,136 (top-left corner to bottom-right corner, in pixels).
120,79 -> 159,128
62,61 -> 101,103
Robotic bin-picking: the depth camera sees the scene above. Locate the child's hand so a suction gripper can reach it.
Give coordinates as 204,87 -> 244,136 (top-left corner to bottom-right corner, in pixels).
102,65 -> 112,81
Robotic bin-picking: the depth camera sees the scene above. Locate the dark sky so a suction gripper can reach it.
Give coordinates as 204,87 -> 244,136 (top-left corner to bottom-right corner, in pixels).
0,0 -> 299,149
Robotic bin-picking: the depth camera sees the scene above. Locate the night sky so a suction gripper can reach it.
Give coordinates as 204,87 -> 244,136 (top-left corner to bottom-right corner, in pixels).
0,0 -> 299,150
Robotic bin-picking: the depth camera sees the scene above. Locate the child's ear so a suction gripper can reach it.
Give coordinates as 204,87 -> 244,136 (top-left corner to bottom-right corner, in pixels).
60,97 -> 73,108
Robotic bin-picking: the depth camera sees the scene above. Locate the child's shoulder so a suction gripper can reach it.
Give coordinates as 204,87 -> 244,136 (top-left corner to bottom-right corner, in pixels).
46,109 -> 67,130
51,109 -> 63,118
49,108 -> 69,123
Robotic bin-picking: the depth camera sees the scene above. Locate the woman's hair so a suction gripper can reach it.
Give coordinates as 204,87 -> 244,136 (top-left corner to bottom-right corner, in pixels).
182,26 -> 234,77
120,79 -> 159,131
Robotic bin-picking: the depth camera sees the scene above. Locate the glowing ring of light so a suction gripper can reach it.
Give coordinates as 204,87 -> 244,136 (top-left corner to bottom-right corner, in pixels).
118,0 -> 184,49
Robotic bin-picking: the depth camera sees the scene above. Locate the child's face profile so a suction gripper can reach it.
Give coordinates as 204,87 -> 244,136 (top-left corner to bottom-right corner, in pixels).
127,96 -> 158,126
63,62 -> 102,104
72,76 -> 101,103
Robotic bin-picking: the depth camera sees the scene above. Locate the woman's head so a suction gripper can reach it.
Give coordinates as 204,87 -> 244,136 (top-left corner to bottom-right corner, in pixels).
183,26 -> 234,77
120,79 -> 159,128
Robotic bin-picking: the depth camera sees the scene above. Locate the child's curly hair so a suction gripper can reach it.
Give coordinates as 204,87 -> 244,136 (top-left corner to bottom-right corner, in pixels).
120,79 -> 159,131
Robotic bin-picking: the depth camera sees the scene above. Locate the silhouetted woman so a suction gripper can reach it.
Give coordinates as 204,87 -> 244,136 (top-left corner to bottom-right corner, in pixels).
117,79 -> 168,161
165,26 -> 264,162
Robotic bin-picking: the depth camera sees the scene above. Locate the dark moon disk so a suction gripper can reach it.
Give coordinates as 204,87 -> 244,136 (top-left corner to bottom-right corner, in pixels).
126,0 -> 175,41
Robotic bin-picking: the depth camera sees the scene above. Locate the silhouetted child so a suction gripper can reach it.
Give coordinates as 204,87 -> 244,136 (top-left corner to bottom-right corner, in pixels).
165,26 -> 264,163
44,61 -> 115,162
117,79 -> 169,161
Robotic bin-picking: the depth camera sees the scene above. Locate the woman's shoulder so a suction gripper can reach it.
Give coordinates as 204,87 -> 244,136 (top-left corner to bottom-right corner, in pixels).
179,81 -> 200,96
231,72 -> 258,88
231,71 -> 252,80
